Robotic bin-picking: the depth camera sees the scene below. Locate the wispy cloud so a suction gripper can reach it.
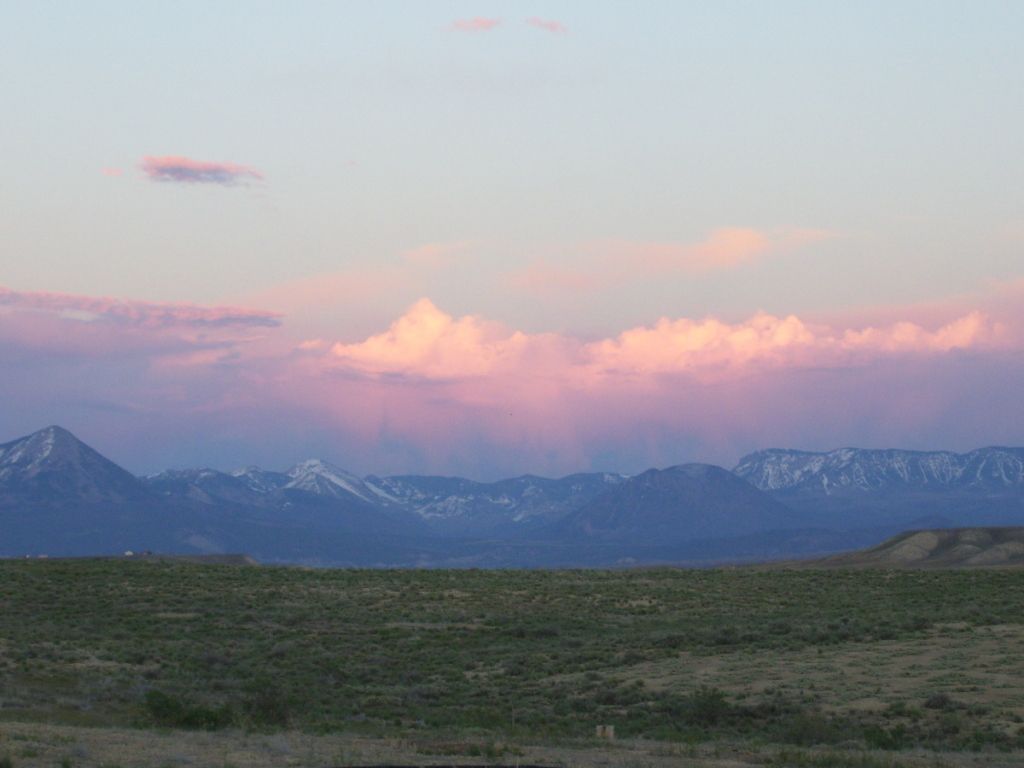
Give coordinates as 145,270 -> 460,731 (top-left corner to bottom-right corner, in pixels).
600,227 -> 832,273
401,241 -> 472,269
452,17 -> 501,32
140,156 -> 264,185
509,227 -> 834,297
100,167 -> 123,177
525,17 -> 568,34
508,262 -> 605,296
0,286 -> 280,329
245,241 -> 471,322
603,227 -> 771,272
0,288 -> 280,374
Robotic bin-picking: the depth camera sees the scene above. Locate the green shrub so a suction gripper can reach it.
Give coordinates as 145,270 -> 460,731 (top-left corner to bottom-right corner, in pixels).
5,560 -> 1024,747
776,713 -> 844,746
686,686 -> 732,726
243,677 -> 291,727
863,724 -> 908,750
144,690 -> 234,730
923,693 -> 956,710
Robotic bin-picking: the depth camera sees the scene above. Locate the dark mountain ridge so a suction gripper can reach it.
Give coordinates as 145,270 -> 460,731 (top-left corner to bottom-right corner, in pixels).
365,471 -> 627,536
0,426 -> 150,506
555,463 -> 799,544
4,426 -> 1024,566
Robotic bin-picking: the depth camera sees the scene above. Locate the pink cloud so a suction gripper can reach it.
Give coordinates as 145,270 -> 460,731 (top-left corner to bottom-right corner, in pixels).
599,228 -> 770,272
247,242 -> 469,314
804,276 -> 1024,334
240,243 -> 475,343
317,300 -> 1009,384
0,286 -> 284,381
585,310 -> 1007,377
508,262 -> 606,296
249,268 -> 409,315
329,299 -> 568,379
585,313 -> 817,375
267,299 -> 1024,474
840,312 -> 1000,355
452,17 -> 501,32
100,167 -> 123,177
0,286 -> 280,329
4,285 -> 1023,477
508,227 -> 834,297
525,17 -> 568,34
140,156 -> 264,185
602,227 -> 832,272
401,241 -> 472,269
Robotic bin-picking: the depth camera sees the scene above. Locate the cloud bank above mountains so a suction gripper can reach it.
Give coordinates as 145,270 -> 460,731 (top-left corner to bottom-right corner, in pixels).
5,4 -> 1023,485
2,279 -> 1021,478
323,298 -> 1002,380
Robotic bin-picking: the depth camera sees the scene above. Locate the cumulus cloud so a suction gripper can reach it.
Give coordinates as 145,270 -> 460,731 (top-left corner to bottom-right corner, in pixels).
265,299 -> 1022,475
140,156 -> 264,185
329,299 -> 567,378
585,313 -> 817,374
586,310 -> 1005,376
3,286 -> 1022,477
452,17 -> 501,32
315,299 -> 1008,384
840,312 -> 999,354
525,17 -> 568,34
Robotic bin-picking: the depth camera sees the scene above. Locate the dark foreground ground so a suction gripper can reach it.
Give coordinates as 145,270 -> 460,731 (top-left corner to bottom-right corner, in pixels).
1,559 -> 1023,767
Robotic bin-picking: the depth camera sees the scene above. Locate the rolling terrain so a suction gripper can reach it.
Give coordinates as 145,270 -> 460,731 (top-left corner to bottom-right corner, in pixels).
802,527 -> 1024,569
2,558 -> 1023,767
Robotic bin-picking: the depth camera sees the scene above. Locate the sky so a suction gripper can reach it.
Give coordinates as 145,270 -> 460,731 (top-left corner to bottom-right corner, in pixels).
2,1 -> 1023,478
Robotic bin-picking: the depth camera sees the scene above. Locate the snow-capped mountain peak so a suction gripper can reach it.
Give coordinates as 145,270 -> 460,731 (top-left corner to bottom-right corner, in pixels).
734,447 -> 1024,494
230,466 -> 289,494
285,459 -> 378,503
0,425 -> 73,477
0,425 -> 146,503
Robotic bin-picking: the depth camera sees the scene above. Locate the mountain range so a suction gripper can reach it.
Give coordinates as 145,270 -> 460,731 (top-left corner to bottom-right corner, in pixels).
3,426 -> 1024,566
735,446 -> 1024,530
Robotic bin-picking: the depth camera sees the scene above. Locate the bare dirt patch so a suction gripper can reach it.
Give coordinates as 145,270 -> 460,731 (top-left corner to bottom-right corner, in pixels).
3,722 -> 1021,768
613,624 -> 1024,712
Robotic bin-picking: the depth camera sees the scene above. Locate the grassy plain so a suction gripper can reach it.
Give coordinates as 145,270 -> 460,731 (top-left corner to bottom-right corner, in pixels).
1,560 -> 1023,766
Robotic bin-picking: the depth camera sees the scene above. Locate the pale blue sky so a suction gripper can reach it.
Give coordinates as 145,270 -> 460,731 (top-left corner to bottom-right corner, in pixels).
3,1 -> 1022,335
2,2 -> 1023,475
